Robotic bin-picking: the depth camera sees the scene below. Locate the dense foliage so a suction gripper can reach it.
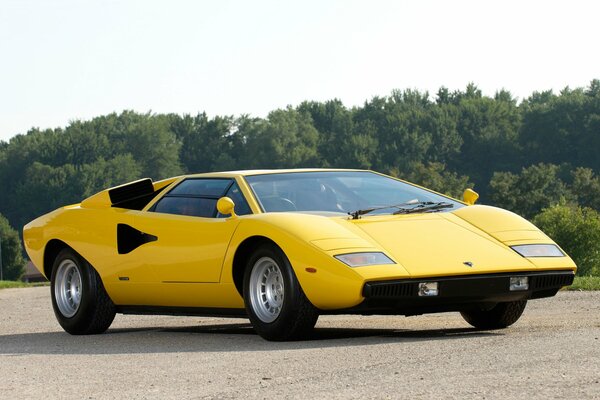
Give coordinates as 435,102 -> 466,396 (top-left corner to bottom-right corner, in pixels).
0,214 -> 25,280
533,205 -> 600,276
1,80 -> 599,278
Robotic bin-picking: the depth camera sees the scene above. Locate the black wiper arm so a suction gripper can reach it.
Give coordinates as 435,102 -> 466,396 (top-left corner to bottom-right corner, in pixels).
392,202 -> 454,215
348,200 -> 431,220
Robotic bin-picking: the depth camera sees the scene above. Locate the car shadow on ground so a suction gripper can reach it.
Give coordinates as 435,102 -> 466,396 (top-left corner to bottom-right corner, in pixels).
0,323 -> 501,355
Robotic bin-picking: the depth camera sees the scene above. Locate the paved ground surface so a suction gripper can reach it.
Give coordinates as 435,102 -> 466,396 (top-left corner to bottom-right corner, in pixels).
1,287 -> 599,399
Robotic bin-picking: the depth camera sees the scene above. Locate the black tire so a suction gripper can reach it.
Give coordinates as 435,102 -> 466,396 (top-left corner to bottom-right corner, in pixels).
50,248 -> 116,335
243,243 -> 319,341
460,300 -> 527,329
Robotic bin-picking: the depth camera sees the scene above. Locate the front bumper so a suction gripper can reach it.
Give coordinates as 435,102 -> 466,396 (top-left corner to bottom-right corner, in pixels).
325,270 -> 574,316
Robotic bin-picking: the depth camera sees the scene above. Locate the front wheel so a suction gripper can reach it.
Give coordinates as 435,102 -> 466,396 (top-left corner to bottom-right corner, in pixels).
243,243 -> 319,341
461,300 -> 527,329
51,248 -> 116,335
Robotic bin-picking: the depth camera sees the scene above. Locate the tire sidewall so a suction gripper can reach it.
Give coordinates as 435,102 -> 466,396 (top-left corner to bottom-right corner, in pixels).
461,300 -> 527,329
50,249 -> 98,333
243,244 -> 304,339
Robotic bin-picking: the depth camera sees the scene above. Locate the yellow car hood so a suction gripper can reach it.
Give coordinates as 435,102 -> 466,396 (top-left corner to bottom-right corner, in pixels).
346,212 -> 534,277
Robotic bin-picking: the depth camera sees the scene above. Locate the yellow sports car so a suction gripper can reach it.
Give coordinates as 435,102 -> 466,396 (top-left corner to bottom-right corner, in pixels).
23,169 -> 576,341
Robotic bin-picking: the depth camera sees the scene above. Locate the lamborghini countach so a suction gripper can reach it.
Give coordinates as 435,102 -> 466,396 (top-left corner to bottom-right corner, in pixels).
23,169 -> 576,340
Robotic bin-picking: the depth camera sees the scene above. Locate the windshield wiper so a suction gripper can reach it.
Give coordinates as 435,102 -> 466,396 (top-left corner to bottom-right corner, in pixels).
392,202 -> 454,215
349,201 -> 455,219
349,200 -> 436,220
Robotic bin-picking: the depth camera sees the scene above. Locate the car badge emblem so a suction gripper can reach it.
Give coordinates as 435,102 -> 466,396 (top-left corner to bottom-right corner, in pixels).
463,261 -> 474,267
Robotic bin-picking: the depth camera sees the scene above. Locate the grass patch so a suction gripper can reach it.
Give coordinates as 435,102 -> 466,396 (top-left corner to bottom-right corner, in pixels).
0,280 -> 49,289
567,276 -> 600,291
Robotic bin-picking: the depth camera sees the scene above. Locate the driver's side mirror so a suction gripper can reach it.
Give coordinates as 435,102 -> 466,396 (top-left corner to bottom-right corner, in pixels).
217,196 -> 237,218
463,188 -> 479,206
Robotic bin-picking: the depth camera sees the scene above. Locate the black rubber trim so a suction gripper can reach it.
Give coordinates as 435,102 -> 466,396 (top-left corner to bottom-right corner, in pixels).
363,270 -> 574,299
116,305 -> 247,318
317,270 -> 575,317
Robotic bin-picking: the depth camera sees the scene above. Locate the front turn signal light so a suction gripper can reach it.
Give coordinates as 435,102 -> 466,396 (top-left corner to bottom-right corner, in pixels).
334,252 -> 395,267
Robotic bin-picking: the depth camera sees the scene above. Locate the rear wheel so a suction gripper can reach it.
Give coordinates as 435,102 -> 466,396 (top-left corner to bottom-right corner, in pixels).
50,248 -> 116,335
243,243 -> 319,341
461,300 -> 527,329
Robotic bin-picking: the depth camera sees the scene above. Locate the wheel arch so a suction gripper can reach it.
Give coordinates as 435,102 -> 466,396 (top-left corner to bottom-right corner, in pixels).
231,235 -> 281,297
44,239 -> 71,279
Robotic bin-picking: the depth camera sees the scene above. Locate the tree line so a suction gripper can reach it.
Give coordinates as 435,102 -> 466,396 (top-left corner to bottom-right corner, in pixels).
1,80 -> 599,279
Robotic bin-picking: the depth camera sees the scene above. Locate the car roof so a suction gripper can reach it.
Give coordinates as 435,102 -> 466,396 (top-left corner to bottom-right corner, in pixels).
183,168 -> 368,179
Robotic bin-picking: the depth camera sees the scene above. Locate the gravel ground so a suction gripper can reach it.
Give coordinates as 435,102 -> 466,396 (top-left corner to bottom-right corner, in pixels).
1,287 -> 599,399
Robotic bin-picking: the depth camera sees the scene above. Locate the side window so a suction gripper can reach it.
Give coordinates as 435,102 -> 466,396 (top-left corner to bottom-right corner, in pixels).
168,179 -> 232,197
154,197 -> 218,218
152,178 -> 231,218
217,182 -> 252,218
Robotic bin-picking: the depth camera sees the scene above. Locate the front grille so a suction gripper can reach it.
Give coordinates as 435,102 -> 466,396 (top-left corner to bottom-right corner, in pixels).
365,282 -> 416,298
530,273 -> 574,290
363,271 -> 575,299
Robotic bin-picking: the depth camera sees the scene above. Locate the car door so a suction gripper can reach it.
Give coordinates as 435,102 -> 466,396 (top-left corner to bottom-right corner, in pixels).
130,178 -> 251,283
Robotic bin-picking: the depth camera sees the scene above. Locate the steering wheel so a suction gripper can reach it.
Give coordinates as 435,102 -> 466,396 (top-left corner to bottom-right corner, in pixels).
279,197 -> 297,211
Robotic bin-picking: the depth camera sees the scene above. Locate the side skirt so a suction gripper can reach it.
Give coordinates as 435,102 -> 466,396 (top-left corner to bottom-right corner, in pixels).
116,305 -> 248,318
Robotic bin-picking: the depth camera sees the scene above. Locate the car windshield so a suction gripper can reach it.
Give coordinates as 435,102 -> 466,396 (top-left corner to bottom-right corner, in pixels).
245,171 -> 464,215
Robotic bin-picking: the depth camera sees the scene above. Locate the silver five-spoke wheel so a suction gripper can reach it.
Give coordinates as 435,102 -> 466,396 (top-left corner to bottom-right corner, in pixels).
54,259 -> 82,318
249,257 -> 284,323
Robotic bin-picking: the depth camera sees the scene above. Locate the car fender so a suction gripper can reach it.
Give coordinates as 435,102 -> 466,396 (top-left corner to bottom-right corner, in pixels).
222,213 -> 376,310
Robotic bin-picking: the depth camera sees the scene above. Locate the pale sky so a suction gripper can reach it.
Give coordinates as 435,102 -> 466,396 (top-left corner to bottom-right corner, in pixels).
0,0 -> 598,142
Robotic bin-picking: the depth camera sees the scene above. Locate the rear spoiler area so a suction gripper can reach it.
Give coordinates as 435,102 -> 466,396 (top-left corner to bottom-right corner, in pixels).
80,177 -> 178,210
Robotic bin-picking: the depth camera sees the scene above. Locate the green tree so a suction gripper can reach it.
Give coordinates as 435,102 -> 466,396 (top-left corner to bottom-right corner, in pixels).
354,91 -> 436,172
570,167 -> 600,210
448,85 -> 521,190
297,99 -> 356,167
78,155 -> 143,197
519,81 -> 600,171
91,111 -> 182,179
0,214 -> 25,281
533,204 -> 600,276
0,127 -> 68,224
170,113 -> 238,173
8,156 -> 143,231
488,163 -> 574,218
9,163 -> 82,231
401,162 -> 472,199
242,107 -> 319,168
